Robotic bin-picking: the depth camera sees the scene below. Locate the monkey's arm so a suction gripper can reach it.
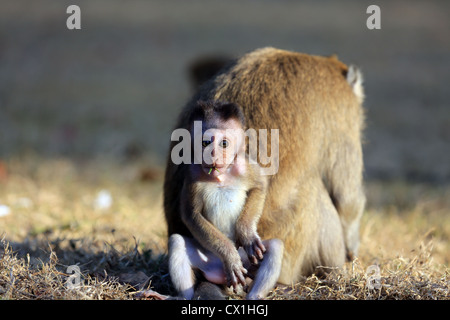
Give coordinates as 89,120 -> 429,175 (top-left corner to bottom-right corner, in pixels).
181,183 -> 247,288
235,185 -> 267,265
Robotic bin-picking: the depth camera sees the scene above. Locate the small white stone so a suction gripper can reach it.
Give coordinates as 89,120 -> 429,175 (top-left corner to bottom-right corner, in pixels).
94,190 -> 112,210
0,204 -> 11,217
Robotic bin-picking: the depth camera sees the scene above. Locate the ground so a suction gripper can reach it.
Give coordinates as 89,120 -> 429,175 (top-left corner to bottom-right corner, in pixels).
0,158 -> 448,299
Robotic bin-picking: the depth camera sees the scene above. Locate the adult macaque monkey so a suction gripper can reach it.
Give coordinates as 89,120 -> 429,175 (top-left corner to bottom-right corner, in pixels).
164,47 -> 366,299
168,100 -> 283,300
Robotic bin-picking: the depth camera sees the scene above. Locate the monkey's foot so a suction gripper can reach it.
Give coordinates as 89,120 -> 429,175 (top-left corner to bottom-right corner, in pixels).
135,289 -> 169,300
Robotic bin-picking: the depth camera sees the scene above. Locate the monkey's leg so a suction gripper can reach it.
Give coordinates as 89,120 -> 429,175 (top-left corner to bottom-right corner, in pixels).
168,234 -> 196,299
172,234 -> 228,282
329,142 -> 366,260
316,185 -> 346,274
169,234 -> 231,299
246,238 -> 284,300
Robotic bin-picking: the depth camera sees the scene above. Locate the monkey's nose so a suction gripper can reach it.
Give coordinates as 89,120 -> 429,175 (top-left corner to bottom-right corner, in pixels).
210,152 -> 226,168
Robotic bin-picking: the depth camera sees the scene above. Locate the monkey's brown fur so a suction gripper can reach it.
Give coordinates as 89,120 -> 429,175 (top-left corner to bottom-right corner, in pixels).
164,47 -> 365,284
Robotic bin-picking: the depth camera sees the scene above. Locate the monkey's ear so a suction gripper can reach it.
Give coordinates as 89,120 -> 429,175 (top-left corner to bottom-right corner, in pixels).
346,65 -> 365,103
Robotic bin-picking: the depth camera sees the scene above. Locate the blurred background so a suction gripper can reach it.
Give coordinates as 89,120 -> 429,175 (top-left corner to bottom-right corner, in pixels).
0,1 -> 449,299
0,0 -> 449,183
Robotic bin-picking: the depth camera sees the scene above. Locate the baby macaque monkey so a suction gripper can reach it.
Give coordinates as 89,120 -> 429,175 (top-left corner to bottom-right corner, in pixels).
168,100 -> 283,300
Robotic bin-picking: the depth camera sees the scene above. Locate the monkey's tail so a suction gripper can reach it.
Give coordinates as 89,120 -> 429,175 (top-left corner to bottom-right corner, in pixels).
346,65 -> 365,103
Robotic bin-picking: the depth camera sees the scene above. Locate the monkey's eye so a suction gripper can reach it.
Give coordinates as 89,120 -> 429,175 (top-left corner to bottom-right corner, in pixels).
202,140 -> 212,147
220,139 -> 229,148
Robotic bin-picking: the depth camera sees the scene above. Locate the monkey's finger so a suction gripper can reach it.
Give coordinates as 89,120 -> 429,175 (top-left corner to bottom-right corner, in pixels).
244,245 -> 259,265
255,238 -> 266,253
250,254 -> 259,265
236,268 -> 247,287
229,266 -> 246,289
252,239 -> 265,260
228,273 -> 238,289
253,246 -> 264,261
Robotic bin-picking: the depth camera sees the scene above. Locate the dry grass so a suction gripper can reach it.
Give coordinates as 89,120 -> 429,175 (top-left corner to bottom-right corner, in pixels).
271,246 -> 449,300
0,156 -> 449,300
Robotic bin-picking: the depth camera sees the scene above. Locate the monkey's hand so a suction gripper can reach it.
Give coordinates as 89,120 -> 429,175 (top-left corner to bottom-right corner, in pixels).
236,228 -> 266,265
223,249 -> 248,290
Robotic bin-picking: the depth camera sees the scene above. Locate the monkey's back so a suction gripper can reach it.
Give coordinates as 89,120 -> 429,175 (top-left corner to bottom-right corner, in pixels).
208,48 -> 363,198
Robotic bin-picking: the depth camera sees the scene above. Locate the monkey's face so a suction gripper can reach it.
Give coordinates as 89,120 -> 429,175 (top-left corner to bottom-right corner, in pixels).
197,120 -> 245,178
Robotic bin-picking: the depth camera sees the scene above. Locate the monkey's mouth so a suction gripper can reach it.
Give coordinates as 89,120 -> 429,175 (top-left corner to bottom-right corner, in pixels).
207,167 -> 220,175
202,164 -> 229,177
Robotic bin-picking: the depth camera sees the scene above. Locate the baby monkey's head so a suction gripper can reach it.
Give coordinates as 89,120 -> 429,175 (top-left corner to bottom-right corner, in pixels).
190,100 -> 246,180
